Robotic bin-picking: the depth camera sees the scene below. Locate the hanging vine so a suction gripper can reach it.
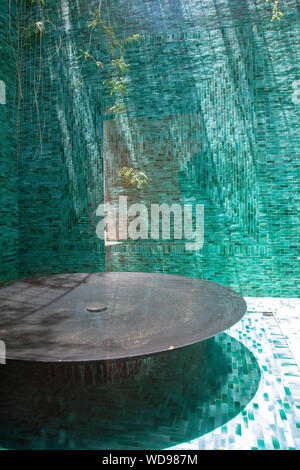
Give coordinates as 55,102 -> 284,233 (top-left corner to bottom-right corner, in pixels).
13,0 -> 283,166
17,0 -> 59,158
79,0 -> 141,119
266,1 -> 284,21
14,0 -> 141,161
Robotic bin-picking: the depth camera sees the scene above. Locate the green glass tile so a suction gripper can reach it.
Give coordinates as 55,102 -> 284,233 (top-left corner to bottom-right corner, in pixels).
272,437 -> 280,450
279,410 -> 287,421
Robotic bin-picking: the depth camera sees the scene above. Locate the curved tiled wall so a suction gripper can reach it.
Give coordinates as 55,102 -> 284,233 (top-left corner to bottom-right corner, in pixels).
0,0 -> 17,281
0,0 -> 299,296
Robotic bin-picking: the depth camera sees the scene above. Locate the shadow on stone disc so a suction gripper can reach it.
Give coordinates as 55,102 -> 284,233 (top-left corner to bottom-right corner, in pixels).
0,332 -> 260,449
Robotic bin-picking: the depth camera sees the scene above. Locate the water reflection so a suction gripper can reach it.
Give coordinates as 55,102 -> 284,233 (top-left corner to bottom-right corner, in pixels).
0,332 -> 260,449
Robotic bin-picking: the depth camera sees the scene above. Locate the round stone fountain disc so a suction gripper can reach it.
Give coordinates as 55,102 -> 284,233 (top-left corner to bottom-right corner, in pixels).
0,272 -> 247,362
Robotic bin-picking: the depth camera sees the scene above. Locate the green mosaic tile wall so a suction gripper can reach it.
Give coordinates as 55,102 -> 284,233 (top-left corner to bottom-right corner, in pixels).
1,0 -> 299,295
103,0 -> 300,296
0,0 -> 18,281
17,0 -> 105,277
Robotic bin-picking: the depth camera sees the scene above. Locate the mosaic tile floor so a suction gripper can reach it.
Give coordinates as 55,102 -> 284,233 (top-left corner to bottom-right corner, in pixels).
170,298 -> 300,450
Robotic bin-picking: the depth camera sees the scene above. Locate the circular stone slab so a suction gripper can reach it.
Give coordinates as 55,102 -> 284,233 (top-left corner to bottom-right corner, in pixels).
0,272 -> 247,362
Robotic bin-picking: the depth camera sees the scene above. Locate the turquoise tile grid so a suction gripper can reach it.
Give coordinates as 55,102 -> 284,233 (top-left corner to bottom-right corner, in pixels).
169,299 -> 300,450
0,0 -> 298,296
0,1 -> 18,281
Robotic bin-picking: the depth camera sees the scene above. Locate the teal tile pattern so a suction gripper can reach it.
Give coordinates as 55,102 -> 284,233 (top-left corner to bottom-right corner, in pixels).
170,298 -> 300,450
17,0 -> 105,278
101,0 -> 300,296
0,0 -> 295,295
0,0 -> 18,281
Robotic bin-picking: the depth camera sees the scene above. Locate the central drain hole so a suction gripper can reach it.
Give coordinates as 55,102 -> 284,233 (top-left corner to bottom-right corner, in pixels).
86,305 -> 108,312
